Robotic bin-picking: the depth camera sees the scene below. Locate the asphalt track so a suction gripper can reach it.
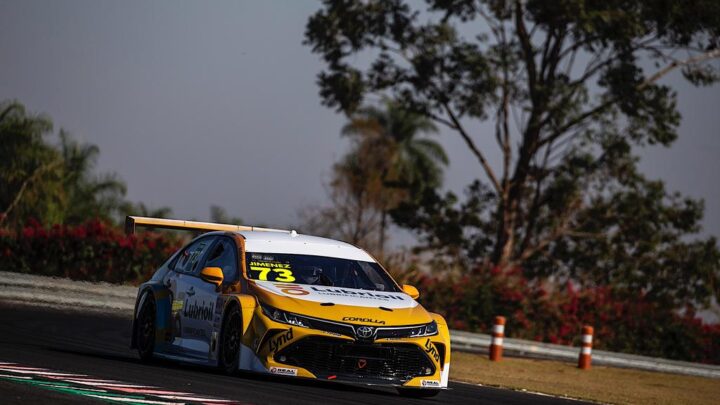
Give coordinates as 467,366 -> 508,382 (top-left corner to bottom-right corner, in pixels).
0,301 -> 588,404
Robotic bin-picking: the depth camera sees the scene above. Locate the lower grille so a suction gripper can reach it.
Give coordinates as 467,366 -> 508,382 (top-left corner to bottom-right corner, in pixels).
274,337 -> 435,384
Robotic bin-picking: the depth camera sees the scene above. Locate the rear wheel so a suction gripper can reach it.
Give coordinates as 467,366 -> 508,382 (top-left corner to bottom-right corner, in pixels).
136,293 -> 156,361
219,305 -> 242,374
397,388 -> 441,398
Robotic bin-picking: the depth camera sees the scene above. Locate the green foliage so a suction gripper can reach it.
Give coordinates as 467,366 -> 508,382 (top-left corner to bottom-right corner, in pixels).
305,1 -> 720,310
301,101 -> 448,255
392,265 -> 720,363
0,101 -> 128,226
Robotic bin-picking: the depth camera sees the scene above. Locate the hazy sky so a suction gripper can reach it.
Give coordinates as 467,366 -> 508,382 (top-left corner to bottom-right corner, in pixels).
1,1 -> 719,244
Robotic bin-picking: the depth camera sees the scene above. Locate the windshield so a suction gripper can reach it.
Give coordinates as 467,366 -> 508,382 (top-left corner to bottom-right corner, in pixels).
245,252 -> 400,292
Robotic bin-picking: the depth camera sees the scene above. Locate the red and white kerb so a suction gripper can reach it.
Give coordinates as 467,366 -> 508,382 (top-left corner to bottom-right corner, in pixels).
578,325 -> 594,370
489,316 -> 505,362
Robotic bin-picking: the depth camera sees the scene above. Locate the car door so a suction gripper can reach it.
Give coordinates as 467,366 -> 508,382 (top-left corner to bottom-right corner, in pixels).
201,236 -> 240,360
166,236 -> 216,359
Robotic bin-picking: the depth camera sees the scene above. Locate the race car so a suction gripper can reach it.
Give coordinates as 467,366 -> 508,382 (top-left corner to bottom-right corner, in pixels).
127,216 -> 450,397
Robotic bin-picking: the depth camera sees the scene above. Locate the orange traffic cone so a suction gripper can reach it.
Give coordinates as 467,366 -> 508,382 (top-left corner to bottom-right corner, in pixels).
489,316 -> 505,361
578,325 -> 594,369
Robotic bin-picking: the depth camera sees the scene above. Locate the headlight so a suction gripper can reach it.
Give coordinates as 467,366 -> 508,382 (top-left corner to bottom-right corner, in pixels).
377,320 -> 439,339
412,320 -> 438,337
422,320 -> 438,336
260,303 -> 312,328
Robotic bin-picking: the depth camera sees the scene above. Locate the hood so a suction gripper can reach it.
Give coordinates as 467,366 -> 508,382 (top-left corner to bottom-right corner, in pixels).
251,281 -> 433,326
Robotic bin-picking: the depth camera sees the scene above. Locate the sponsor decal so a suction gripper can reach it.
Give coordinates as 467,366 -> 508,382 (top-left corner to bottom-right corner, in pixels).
255,281 -> 418,309
268,328 -> 293,353
309,286 -> 406,300
171,299 -> 184,313
357,359 -> 367,369
421,379 -> 441,387
424,339 -> 441,363
269,366 -> 298,376
183,298 -> 214,321
276,284 -> 310,296
342,316 -> 385,325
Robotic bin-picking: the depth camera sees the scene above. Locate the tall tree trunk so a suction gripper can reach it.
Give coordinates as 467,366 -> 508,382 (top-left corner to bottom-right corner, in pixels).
492,130 -> 538,268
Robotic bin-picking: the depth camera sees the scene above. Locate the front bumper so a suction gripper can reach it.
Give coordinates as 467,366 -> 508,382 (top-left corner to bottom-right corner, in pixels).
275,336 -> 435,385
241,310 -> 451,388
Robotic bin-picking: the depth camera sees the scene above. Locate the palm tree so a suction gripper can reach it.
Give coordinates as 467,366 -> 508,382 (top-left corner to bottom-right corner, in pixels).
58,131 -> 128,224
341,101 -> 449,255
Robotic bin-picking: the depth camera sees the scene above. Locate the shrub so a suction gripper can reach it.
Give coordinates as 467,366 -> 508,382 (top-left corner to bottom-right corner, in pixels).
0,219 -> 183,284
393,265 -> 720,364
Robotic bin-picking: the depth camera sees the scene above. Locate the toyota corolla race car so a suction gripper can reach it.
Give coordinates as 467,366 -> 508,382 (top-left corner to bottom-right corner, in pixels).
127,216 -> 450,397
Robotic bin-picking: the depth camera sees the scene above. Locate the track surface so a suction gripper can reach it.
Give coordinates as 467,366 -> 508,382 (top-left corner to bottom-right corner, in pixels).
0,301 -> 586,404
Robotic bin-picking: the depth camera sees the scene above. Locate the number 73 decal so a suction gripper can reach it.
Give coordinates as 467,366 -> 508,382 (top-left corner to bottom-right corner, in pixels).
249,261 -> 295,282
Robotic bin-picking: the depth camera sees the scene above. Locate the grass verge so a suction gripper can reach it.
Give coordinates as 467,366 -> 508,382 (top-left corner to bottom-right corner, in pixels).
450,351 -> 719,404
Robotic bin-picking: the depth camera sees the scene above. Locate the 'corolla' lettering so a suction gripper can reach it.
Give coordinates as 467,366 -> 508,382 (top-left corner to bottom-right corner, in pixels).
342,316 -> 386,325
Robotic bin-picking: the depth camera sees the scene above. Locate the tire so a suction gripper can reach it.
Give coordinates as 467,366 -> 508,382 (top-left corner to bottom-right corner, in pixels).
397,388 -> 441,398
136,292 -> 156,362
218,305 -> 242,374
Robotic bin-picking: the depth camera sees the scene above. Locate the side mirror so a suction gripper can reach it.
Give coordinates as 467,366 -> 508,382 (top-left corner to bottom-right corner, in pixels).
200,267 -> 224,287
402,284 -> 420,299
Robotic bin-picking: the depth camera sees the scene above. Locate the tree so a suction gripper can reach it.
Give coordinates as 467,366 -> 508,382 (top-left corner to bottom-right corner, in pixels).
341,101 -> 448,254
0,100 -> 128,226
210,205 -> 244,225
299,102 -> 447,255
305,1 -> 720,309
120,202 -> 173,219
0,101 -> 59,225
57,131 -> 127,224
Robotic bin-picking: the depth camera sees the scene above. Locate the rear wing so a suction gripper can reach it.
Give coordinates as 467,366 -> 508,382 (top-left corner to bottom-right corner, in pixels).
124,216 -> 290,235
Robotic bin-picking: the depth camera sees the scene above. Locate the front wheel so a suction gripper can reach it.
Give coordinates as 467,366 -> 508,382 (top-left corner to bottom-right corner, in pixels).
219,305 -> 242,374
136,293 -> 156,361
397,388 -> 441,398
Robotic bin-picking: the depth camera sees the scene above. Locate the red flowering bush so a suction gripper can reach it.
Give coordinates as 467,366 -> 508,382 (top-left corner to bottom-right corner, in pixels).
393,265 -> 720,364
0,219 -> 183,284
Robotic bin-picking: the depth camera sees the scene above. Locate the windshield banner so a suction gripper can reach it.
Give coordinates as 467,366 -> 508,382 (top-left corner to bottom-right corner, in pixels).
253,281 -> 418,309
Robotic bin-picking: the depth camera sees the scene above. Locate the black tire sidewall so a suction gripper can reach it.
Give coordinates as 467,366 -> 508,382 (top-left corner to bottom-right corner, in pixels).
219,305 -> 242,374
136,292 -> 156,361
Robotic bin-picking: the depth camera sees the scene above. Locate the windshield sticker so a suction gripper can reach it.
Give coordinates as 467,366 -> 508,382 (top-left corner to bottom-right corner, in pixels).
249,260 -> 296,282
253,282 -> 418,309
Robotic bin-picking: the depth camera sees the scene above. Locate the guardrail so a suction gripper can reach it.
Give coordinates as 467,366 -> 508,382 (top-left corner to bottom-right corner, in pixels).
1,271 -> 718,379
451,330 -> 720,379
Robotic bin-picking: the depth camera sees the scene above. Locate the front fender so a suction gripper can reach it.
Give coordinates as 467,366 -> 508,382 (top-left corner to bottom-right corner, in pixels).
221,293 -> 257,335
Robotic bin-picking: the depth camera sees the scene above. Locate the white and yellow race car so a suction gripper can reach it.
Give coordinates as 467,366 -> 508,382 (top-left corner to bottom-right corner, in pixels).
128,216 -> 450,397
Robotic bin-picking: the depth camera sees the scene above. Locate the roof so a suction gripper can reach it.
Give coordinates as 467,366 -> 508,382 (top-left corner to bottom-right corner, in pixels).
237,231 -> 376,262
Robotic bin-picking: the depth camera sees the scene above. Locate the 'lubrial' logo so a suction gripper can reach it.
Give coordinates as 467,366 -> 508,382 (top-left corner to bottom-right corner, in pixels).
183,299 -> 214,321
309,286 -> 406,300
